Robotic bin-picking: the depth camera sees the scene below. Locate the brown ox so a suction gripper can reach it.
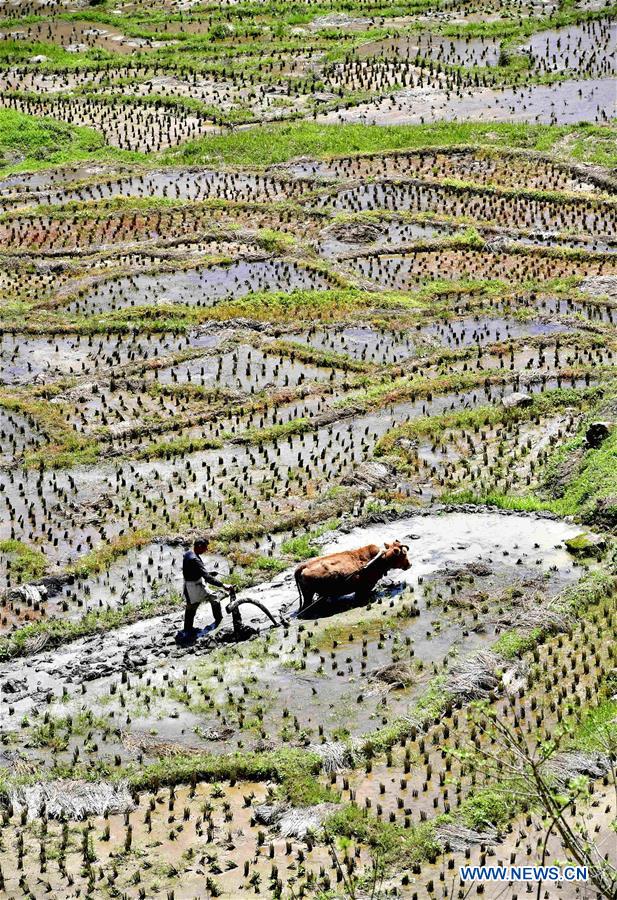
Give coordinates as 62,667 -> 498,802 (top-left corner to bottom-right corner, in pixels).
294,540 -> 411,612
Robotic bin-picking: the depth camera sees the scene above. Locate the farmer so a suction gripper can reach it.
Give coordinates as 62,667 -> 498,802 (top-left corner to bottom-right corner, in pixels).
182,537 -> 233,636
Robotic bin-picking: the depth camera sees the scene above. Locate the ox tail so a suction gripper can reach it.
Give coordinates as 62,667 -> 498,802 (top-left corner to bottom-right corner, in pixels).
294,566 -> 305,608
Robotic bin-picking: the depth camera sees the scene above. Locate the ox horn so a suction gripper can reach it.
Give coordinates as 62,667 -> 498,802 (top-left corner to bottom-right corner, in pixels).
400,544 -> 410,552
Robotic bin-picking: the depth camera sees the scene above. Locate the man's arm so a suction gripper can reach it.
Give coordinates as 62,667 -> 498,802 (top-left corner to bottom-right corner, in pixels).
196,556 -> 228,590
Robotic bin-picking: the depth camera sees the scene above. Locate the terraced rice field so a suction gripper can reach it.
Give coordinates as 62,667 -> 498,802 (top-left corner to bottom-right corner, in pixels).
0,0 -> 616,895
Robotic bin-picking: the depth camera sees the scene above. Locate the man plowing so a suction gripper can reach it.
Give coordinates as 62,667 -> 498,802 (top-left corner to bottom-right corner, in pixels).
181,536 -> 234,638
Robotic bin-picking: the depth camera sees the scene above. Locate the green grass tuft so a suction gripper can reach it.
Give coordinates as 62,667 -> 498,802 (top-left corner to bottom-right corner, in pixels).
0,539 -> 47,581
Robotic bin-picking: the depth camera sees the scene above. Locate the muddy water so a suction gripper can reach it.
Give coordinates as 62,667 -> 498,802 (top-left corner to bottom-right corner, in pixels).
0,407 -> 44,462
538,294 -> 617,324
345,249 -> 604,288
444,344 -> 606,377
421,0 -> 559,22
505,230 -> 617,254
421,315 -> 570,347
148,345 -> 335,392
318,181 -> 617,235
0,93 -> 215,153
415,407 -> 577,501
318,510 -> 580,589
93,390 -> 331,445
445,290 -> 617,325
61,542 -> 229,613
291,317 -> 572,362
317,77 -> 617,126
0,169 -> 84,194
292,325 -> 425,364
316,220 -> 448,257
284,149 -> 610,195
241,511 -> 582,742
71,346 -> 336,429
116,73 -> 289,116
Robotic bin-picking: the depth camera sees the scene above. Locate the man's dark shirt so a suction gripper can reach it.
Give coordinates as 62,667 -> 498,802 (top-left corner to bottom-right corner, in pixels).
182,550 -> 225,587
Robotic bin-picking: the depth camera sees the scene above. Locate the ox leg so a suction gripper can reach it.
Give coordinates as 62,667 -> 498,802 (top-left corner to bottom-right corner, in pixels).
354,590 -> 370,607
299,589 -> 315,613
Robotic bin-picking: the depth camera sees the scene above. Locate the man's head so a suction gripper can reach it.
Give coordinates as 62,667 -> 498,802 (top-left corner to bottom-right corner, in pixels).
194,537 -> 209,555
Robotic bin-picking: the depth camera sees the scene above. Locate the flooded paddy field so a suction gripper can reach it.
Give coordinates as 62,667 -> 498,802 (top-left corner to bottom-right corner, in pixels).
0,199 -> 326,253
0,506 -> 609,899
318,179 -> 617,236
419,0 -> 563,21
288,316 -> 575,363
64,347 -> 339,432
0,17 -> 169,53
0,168 -> 316,213
2,67 -> 319,128
355,33 -> 503,68
518,15 -> 617,77
0,2 -> 613,140
285,147 -> 614,193
0,360 -> 594,578
314,215 -> 617,258
0,330 -> 218,385
0,406 -> 44,461
318,76 -> 617,126
0,510 -> 583,733
345,246 -> 617,289
64,260 -> 335,315
0,93 -> 216,152
292,325 -> 430,365
0,0 -> 616,889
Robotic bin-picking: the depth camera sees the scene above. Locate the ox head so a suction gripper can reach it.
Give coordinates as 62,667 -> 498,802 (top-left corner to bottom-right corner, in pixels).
383,540 -> 411,570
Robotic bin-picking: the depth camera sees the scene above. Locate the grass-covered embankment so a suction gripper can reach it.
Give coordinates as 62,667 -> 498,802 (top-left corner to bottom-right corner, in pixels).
441,387 -> 617,525
2,113 -> 617,177
166,121 -> 617,170
0,108 -> 135,172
